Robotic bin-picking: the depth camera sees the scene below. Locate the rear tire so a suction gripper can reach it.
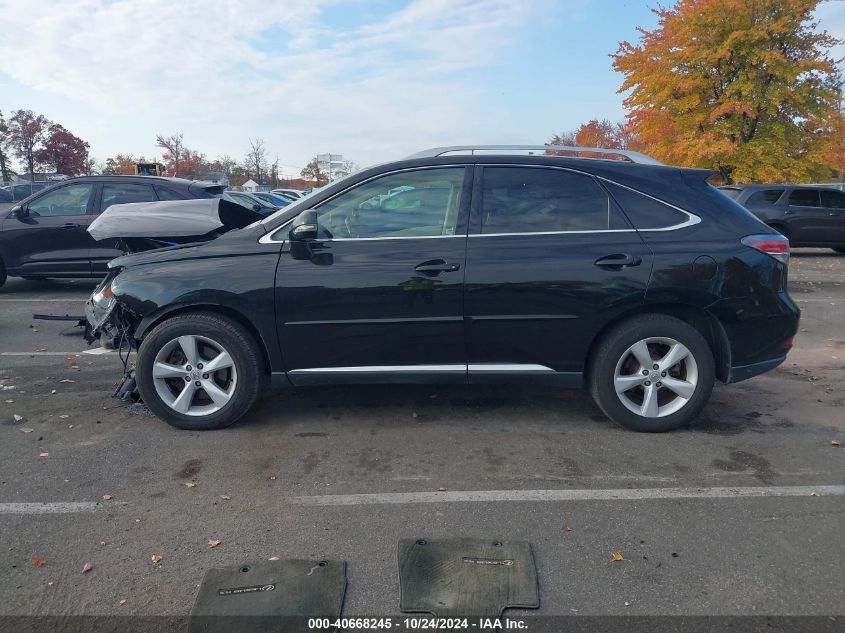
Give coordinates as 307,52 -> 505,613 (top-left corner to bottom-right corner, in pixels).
589,314 -> 715,432
136,312 -> 263,430
0,260 -> 6,288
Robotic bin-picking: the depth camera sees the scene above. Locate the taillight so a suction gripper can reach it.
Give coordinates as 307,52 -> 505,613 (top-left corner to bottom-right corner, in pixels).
741,234 -> 789,264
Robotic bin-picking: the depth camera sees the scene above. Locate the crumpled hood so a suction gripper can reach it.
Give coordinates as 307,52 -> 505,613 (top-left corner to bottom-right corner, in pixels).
88,198 -> 263,241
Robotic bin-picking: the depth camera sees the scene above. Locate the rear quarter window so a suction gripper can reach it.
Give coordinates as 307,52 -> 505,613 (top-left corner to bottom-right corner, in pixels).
604,182 -> 689,229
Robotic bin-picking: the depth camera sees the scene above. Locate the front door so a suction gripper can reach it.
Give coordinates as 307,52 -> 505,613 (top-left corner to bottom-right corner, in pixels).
2,182 -> 96,277
820,189 -> 845,245
464,165 -> 654,383
275,167 -> 471,384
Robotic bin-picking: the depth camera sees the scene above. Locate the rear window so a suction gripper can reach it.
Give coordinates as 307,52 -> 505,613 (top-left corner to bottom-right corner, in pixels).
746,190 -> 783,205
155,186 -> 186,201
604,182 -> 689,229
788,189 -> 821,207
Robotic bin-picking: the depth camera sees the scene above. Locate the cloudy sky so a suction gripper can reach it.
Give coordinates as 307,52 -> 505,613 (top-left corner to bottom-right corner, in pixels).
1,0 -> 844,176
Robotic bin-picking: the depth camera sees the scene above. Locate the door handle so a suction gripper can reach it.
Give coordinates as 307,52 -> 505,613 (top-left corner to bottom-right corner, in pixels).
61,223 -> 81,229
594,253 -> 642,269
414,259 -> 461,276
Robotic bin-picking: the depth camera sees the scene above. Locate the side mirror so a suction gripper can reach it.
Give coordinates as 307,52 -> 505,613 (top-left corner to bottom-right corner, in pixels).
14,205 -> 28,219
289,210 -> 318,241
252,204 -> 263,213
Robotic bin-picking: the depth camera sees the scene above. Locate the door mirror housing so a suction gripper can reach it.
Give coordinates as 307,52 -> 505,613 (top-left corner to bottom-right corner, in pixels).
13,205 -> 28,219
289,210 -> 319,241
252,204 -> 263,213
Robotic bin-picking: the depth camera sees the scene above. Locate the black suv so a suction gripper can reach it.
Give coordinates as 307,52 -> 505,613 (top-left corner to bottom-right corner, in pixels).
720,184 -> 845,252
86,146 -> 799,432
0,175 -> 225,287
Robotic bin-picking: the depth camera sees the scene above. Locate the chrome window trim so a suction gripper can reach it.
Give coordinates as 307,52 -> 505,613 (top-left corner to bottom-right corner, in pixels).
471,229 -> 637,238
288,363 -> 555,374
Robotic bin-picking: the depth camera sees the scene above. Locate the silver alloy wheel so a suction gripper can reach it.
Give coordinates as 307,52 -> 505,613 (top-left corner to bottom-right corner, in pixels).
151,335 -> 237,417
613,336 -> 698,418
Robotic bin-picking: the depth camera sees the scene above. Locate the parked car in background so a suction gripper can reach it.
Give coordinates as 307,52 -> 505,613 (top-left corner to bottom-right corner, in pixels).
251,191 -> 292,207
0,187 -> 12,203
271,188 -> 305,200
720,184 -> 845,253
0,175 -> 225,288
222,191 -> 280,215
85,145 -> 798,433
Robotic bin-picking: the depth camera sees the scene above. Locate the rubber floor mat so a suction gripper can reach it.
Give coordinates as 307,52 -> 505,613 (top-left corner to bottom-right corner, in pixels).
188,559 -> 346,633
398,538 -> 539,617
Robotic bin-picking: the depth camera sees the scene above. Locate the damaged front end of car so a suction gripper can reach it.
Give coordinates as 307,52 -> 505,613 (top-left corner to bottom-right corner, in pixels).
83,198 -> 265,400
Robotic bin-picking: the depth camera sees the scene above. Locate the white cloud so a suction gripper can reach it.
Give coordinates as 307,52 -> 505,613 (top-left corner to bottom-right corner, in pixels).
0,0 -> 556,167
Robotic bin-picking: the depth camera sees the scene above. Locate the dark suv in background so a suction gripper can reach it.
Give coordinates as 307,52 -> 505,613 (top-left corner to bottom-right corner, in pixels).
86,146 -> 799,433
720,184 -> 845,252
0,175 -> 224,287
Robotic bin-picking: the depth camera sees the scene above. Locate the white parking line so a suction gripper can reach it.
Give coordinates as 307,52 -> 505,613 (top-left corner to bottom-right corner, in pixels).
283,485 -> 845,506
1,349 -> 117,356
0,502 -> 100,514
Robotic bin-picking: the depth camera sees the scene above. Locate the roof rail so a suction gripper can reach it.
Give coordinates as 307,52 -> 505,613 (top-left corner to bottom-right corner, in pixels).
406,145 -> 663,166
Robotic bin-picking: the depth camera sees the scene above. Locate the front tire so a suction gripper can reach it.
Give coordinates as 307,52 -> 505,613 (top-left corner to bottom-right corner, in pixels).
136,312 -> 263,430
589,314 -> 715,432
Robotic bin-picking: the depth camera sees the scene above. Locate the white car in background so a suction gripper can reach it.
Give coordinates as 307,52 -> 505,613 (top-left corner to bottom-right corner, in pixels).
270,188 -> 305,200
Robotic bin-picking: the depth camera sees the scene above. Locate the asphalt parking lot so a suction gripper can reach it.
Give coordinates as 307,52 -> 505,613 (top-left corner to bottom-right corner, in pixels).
0,244 -> 843,621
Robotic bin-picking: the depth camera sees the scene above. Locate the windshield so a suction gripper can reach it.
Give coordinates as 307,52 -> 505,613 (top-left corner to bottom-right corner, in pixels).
260,173 -> 357,225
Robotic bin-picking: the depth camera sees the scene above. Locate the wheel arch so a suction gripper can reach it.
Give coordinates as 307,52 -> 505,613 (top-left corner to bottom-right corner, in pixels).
586,303 -> 731,385
134,303 -> 272,375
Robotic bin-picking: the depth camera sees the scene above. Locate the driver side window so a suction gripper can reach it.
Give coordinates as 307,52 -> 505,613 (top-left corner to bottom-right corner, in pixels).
28,184 -> 93,217
316,168 -> 466,239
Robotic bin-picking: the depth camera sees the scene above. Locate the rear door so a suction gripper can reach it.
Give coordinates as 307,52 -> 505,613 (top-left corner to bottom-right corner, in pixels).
785,189 -> 827,244
463,165 -> 653,383
90,181 -> 157,273
1,182 -> 96,277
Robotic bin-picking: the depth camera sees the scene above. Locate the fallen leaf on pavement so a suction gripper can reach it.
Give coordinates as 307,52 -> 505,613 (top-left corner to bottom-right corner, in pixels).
184,482 -> 197,488
611,551 -> 625,562
437,487 -> 447,492
82,562 -> 93,573
119,599 -> 127,606
60,379 -> 75,383
68,358 -> 78,368
13,414 -> 23,422
269,556 -> 280,561
102,495 -> 112,501
31,556 -> 45,567
151,555 -> 162,564
59,415 -> 69,419
207,539 -> 221,549
20,427 -> 33,433
564,524 -> 573,533
39,452 -> 49,458
269,475 -> 277,480
219,495 -> 231,501
832,439 -> 843,447
51,390 -> 57,395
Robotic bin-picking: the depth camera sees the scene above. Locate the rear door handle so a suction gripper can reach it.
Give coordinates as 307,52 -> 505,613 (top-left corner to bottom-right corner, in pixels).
61,223 -> 81,229
594,254 -> 642,269
414,259 -> 461,276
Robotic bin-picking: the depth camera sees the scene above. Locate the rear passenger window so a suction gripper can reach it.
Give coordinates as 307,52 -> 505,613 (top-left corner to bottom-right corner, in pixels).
746,190 -> 783,205
788,189 -> 821,207
604,182 -> 689,229
101,183 -> 156,210
480,167 -> 628,234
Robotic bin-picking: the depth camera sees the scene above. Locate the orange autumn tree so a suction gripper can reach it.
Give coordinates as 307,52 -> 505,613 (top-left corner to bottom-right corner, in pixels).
612,0 -> 841,183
